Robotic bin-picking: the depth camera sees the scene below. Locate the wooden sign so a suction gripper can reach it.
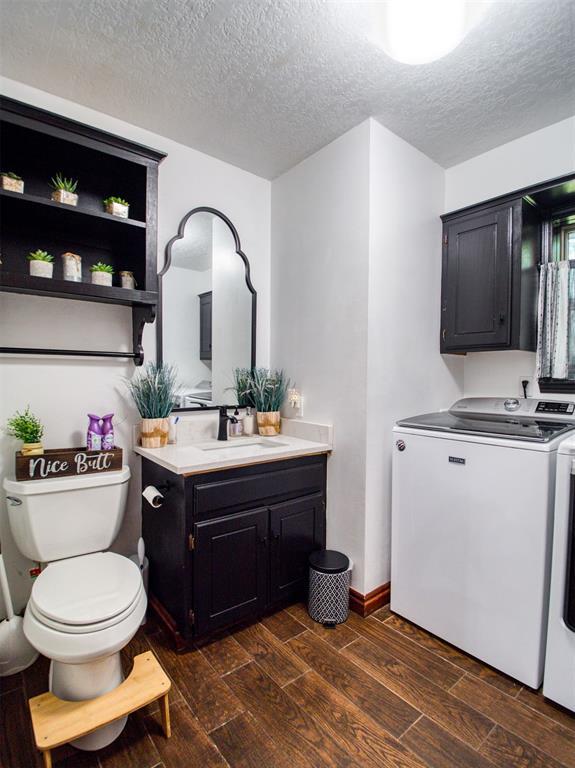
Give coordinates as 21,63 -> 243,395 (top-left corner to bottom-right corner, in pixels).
15,447 -> 123,482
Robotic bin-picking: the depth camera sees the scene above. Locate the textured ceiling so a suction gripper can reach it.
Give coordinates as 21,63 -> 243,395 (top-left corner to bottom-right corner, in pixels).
0,0 -> 574,179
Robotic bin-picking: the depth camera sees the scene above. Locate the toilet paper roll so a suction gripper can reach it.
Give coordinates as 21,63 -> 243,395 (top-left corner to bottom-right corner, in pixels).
142,485 -> 164,508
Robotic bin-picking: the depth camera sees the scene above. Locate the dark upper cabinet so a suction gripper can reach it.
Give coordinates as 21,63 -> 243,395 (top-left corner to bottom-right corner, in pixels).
270,494 -> 325,604
194,507 -> 268,636
441,198 -> 539,353
199,291 -> 212,361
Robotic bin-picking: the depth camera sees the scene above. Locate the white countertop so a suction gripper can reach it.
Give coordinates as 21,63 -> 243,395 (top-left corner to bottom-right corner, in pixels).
134,434 -> 331,475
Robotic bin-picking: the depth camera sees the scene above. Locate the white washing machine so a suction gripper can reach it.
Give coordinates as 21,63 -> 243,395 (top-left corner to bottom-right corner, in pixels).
392,397 -> 575,689
544,435 -> 575,711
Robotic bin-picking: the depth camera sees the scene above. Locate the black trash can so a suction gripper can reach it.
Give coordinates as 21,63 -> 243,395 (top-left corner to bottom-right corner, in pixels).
308,549 -> 351,626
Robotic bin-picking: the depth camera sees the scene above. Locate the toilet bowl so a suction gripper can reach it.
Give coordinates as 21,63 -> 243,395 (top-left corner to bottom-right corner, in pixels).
24,552 -> 146,749
3,467 -> 144,750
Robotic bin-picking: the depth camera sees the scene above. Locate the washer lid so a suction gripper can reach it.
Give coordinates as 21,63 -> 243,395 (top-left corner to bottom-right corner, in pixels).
396,412 -> 575,443
31,552 -> 142,626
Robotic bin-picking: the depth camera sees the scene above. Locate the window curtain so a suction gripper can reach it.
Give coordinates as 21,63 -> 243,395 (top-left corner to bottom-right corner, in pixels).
536,261 -> 575,380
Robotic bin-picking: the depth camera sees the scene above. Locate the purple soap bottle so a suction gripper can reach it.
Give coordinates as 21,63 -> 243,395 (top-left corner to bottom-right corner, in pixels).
87,414 -> 102,451
102,413 -> 115,450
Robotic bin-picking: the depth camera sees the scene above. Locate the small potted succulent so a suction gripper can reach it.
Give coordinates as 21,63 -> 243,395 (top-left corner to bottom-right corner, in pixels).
90,261 -> 114,286
27,249 -> 54,278
127,363 -> 178,448
50,172 -> 78,206
251,368 -> 290,436
1,171 -> 24,193
103,196 -> 129,219
6,406 -> 44,456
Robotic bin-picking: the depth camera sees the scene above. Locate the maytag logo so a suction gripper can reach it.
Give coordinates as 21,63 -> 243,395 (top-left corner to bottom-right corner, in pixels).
449,456 -> 466,465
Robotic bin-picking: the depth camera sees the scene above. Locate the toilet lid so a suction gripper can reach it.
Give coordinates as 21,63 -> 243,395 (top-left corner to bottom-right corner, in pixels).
31,552 -> 142,626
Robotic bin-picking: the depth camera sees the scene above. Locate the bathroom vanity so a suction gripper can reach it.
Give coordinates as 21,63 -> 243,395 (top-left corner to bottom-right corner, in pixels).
137,435 -> 330,648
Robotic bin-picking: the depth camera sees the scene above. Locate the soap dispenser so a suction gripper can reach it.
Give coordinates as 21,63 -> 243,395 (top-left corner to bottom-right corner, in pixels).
231,408 -> 243,437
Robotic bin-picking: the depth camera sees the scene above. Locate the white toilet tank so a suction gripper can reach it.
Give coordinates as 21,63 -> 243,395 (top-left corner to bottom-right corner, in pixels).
3,467 -> 131,562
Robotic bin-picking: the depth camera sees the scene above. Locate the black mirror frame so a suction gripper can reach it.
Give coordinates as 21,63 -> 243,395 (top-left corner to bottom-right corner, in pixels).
157,206 -> 257,411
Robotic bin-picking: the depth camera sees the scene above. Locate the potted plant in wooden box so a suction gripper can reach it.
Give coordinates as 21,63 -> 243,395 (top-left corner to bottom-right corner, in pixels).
50,172 -> 78,206
1,171 -> 24,193
103,196 -> 129,219
127,363 -> 178,448
251,368 -> 289,436
6,406 -> 44,456
90,261 -> 114,286
27,249 -> 54,278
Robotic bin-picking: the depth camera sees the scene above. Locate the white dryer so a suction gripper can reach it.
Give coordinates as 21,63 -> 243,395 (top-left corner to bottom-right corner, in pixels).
544,435 -> 575,711
392,397 -> 575,688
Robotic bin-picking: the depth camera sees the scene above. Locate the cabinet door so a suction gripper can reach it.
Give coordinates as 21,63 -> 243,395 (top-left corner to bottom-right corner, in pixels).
194,507 -> 268,635
199,291 -> 212,361
441,204 -> 513,351
269,494 -> 325,604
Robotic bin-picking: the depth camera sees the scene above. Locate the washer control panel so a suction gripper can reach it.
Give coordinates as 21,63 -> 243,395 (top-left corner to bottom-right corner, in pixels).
535,401 -> 575,415
450,398 -> 575,422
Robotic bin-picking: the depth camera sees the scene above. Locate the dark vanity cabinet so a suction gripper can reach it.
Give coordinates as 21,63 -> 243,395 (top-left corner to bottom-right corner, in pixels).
440,197 -> 539,353
198,290 -> 212,361
141,453 -> 327,647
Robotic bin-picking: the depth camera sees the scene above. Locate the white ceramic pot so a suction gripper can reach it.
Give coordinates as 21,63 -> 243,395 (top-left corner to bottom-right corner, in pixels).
91,271 -> 113,287
29,261 -> 53,279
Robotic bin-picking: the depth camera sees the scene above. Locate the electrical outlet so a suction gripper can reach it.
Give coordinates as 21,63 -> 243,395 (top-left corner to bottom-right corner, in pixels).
286,388 -> 304,418
519,376 -> 533,398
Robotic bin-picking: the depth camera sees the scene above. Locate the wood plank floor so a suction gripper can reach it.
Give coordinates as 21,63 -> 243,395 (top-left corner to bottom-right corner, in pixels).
1,603 -> 574,768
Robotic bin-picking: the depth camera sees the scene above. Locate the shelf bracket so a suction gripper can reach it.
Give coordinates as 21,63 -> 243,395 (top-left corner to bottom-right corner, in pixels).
132,304 -> 156,366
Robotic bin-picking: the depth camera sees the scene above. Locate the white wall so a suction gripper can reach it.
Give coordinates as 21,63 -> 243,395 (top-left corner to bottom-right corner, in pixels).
0,77 -> 271,615
272,119 -> 465,594
445,116 -> 575,400
271,121 -> 371,592
365,120 -> 464,593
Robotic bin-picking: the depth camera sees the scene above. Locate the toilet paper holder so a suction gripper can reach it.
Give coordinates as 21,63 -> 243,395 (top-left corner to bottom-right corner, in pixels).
142,482 -> 172,508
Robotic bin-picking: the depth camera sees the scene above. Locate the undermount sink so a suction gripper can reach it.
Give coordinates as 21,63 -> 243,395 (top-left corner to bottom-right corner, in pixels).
196,438 -> 289,452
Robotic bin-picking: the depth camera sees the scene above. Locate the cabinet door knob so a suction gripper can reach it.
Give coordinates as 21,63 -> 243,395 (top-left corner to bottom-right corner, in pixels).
259,536 -> 268,545
499,313 -> 506,324
442,328 -> 447,342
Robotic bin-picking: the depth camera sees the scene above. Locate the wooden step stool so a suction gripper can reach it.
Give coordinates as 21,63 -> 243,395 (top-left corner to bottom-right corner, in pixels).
28,651 -> 171,768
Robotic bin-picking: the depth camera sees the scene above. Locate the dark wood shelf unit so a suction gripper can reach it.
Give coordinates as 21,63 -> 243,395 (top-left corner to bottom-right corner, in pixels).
0,96 -> 166,364
0,188 -> 147,228
0,271 -> 157,307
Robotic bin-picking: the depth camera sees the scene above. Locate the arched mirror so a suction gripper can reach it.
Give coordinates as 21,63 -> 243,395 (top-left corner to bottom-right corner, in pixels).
158,207 -> 256,410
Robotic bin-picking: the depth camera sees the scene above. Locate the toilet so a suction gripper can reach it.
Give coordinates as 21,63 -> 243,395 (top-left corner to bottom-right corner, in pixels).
3,467 -> 146,751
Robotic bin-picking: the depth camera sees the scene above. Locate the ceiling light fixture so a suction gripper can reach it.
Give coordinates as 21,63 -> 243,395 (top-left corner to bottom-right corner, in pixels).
370,0 -> 489,65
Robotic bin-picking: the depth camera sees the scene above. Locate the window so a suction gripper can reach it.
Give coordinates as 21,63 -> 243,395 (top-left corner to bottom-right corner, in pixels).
562,224 -> 575,261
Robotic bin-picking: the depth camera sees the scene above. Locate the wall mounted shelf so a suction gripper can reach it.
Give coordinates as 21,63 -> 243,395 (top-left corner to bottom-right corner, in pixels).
0,188 -> 146,228
0,96 -> 166,365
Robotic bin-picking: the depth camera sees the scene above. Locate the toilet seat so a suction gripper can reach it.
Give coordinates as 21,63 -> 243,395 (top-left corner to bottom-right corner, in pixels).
29,552 -> 143,634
